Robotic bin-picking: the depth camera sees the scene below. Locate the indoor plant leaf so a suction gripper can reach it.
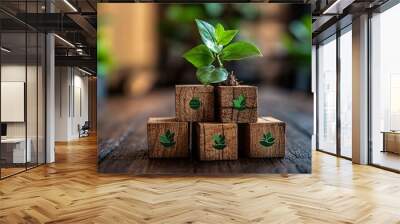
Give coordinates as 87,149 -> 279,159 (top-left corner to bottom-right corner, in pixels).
183,44 -> 214,68
196,65 -> 215,85
159,129 -> 176,148
221,41 -> 262,61
196,65 -> 228,85
195,19 -> 222,53
232,94 -> 246,111
209,67 -> 229,83
259,132 -> 275,147
212,134 -> 226,150
215,23 -> 238,46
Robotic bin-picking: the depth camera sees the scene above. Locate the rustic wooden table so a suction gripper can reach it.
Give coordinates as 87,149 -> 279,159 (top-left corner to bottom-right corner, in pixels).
98,87 -> 312,174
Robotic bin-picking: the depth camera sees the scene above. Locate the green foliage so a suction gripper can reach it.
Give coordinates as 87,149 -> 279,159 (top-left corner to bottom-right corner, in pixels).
159,129 -> 176,148
221,41 -> 262,61
282,15 -> 311,69
212,134 -> 226,150
215,23 -> 238,46
183,19 -> 262,85
196,65 -> 228,85
195,19 -> 222,54
183,44 -> 214,68
189,97 -> 201,110
259,132 -> 275,148
232,94 -> 246,111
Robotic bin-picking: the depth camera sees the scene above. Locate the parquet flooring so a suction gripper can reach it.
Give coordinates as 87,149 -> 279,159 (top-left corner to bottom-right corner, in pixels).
1,135 -> 400,223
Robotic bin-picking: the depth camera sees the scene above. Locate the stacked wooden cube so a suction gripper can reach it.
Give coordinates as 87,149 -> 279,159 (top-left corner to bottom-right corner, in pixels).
147,85 -> 286,160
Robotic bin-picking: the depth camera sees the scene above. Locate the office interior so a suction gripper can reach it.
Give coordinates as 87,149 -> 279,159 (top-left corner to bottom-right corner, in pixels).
313,0 -> 400,172
0,0 -> 97,179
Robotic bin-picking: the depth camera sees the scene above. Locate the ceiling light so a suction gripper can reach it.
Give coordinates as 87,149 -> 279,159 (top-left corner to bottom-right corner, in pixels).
78,67 -> 92,76
322,0 -> 354,15
54,34 -> 75,48
1,47 -> 11,53
63,0 -> 78,12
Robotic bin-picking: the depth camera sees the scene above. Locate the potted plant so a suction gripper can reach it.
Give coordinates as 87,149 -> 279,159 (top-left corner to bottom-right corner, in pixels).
182,19 -> 262,123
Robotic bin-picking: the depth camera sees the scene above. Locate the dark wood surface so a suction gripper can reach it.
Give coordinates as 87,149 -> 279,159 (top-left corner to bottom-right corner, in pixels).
98,87 -> 313,174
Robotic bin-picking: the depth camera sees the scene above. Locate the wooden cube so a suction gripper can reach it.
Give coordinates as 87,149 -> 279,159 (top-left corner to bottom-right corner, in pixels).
243,117 -> 285,158
216,85 -> 258,123
194,122 -> 238,161
147,117 -> 189,158
175,85 -> 214,122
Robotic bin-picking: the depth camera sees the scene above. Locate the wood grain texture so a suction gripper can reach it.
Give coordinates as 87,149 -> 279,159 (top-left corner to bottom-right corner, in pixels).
216,85 -> 258,123
175,85 -> 214,122
242,117 -> 286,158
195,122 -> 238,161
147,117 -> 189,158
98,89 -> 311,174
1,135 -> 400,223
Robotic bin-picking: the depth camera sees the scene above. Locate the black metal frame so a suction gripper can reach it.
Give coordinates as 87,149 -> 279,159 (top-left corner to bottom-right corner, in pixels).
315,18 -> 353,161
367,0 -> 400,173
0,0 -> 47,180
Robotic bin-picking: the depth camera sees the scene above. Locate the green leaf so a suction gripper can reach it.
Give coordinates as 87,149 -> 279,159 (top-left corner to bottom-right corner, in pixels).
210,67 -> 229,84
221,41 -> 262,61
189,97 -> 201,110
195,19 -> 222,53
159,129 -> 176,148
196,65 -> 228,85
215,23 -> 238,46
212,134 -> 226,150
183,44 -> 214,68
259,132 -> 275,147
232,94 -> 246,111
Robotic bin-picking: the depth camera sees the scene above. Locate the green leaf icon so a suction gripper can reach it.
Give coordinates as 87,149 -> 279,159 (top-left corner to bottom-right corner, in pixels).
212,134 -> 226,150
189,97 -> 201,110
159,129 -> 176,148
259,132 -> 275,148
232,94 -> 246,111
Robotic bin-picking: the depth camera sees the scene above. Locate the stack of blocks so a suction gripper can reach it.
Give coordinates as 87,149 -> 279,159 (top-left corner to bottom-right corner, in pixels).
147,85 -> 286,160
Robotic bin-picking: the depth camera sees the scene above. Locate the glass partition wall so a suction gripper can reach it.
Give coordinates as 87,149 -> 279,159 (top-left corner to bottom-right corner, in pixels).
316,25 -> 352,159
370,3 -> 400,171
0,3 -> 46,179
339,27 -> 352,159
317,35 -> 337,155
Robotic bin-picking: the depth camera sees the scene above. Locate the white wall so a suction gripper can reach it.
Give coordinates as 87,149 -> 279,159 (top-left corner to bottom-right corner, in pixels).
55,67 -> 89,141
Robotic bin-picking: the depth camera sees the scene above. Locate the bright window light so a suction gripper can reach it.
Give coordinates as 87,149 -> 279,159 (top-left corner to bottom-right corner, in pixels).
63,0 -> 78,12
54,34 -> 75,48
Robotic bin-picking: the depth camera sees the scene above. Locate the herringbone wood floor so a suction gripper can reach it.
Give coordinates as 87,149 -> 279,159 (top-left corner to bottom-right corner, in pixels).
1,135 -> 400,224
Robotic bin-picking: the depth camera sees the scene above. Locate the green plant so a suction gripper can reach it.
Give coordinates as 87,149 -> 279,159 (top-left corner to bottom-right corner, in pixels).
232,94 -> 246,111
189,97 -> 201,110
259,132 -> 275,148
282,15 -> 311,70
183,19 -> 262,85
159,130 -> 176,148
212,134 -> 226,150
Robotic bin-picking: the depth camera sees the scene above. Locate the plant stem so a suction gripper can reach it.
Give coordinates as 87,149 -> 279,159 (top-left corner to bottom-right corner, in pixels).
216,55 -> 223,67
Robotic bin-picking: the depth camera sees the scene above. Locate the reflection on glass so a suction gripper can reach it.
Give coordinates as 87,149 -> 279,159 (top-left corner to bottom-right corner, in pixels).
340,28 -> 352,158
318,36 -> 337,154
27,31 -> 38,169
38,33 -> 46,165
371,4 -> 400,171
1,31 -> 27,177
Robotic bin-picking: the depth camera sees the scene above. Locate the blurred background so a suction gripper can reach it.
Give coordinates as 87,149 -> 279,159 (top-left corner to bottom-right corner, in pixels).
97,3 -> 312,173
98,3 -> 311,97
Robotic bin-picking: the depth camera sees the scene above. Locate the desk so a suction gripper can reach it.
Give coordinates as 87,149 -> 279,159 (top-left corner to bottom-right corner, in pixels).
382,131 -> 400,155
1,138 -> 31,163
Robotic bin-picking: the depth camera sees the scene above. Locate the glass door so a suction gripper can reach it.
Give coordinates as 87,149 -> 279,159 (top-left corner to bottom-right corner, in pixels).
370,3 -> 400,171
317,35 -> 337,154
339,26 -> 352,158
